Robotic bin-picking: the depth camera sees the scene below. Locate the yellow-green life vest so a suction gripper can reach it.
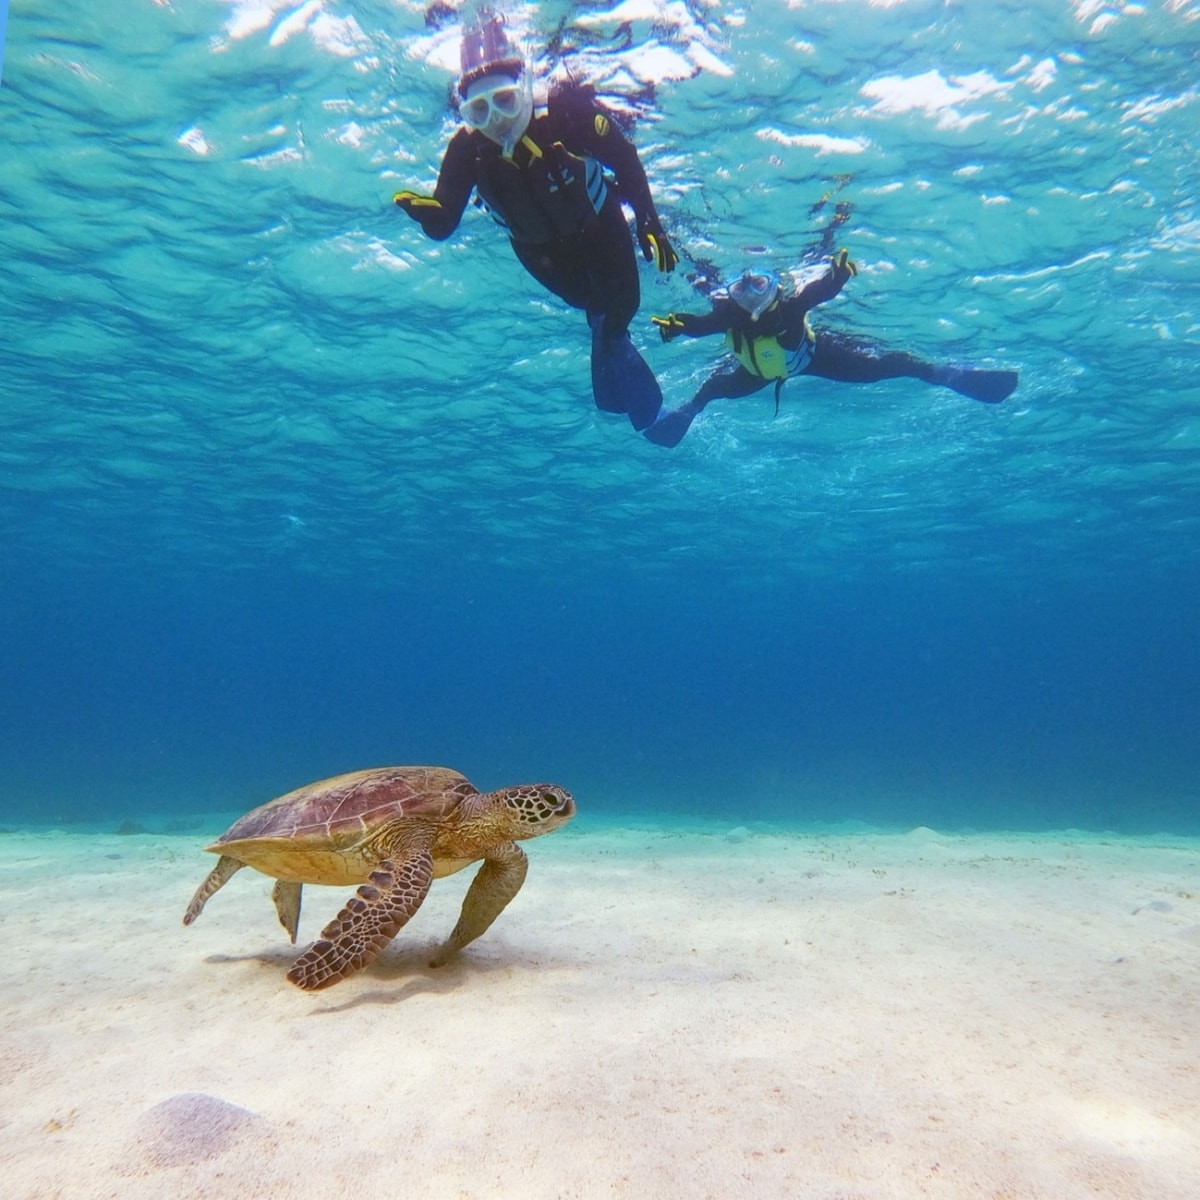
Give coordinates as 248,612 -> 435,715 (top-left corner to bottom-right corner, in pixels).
726,331 -> 786,379
725,320 -> 815,380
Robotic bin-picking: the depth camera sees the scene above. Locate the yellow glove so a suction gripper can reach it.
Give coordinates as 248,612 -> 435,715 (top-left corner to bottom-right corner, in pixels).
393,190 -> 443,217
651,313 -> 687,342
831,247 -> 858,284
638,226 -> 680,273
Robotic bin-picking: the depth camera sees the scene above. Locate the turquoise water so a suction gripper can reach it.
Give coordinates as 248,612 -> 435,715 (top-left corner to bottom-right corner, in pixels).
1,1 -> 1196,833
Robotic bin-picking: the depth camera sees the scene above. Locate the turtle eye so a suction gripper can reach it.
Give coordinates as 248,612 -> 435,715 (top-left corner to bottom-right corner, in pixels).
542,789 -> 572,814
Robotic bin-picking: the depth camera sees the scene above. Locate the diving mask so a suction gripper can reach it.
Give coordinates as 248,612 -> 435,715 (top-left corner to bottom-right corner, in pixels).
460,70 -> 533,155
729,270 -> 782,321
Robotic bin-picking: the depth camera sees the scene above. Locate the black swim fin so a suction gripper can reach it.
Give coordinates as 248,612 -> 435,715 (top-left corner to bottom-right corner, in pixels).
643,400 -> 703,448
589,313 -> 663,431
933,366 -> 1018,404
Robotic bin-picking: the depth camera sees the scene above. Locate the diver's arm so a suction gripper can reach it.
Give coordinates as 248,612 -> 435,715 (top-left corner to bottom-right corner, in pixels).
584,111 -> 658,222
794,248 -> 858,310
562,94 -> 678,270
602,123 -> 678,272
793,272 -> 844,311
651,301 -> 737,341
393,129 -> 477,240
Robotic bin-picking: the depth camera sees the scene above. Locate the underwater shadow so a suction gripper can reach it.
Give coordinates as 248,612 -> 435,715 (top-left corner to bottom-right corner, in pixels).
202,940 -> 570,1012
204,949 -> 297,968
310,943 -> 554,1014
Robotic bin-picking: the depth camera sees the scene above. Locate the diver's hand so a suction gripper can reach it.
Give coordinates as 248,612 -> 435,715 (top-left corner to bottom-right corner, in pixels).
651,313 -> 687,342
393,190 -> 443,225
831,247 -> 858,286
638,222 -> 679,273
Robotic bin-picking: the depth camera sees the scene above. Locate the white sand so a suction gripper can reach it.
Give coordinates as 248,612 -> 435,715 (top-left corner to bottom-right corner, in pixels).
2,818 -> 1198,1199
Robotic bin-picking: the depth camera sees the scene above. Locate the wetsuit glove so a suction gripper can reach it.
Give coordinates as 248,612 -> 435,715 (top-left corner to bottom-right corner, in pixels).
638,222 -> 679,273
831,247 -> 858,286
651,314 -> 687,342
394,190 -> 443,231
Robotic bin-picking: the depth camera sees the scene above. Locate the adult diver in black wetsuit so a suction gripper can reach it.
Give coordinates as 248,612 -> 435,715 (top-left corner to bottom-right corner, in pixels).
644,250 -> 1018,448
393,6 -> 679,432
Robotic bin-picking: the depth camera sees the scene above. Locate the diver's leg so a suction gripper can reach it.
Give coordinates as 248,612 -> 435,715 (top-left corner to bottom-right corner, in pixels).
644,362 -> 764,448
580,200 -> 662,429
807,332 -> 1017,402
805,331 -> 938,384
513,231 -> 659,428
511,203 -> 637,333
581,197 -> 641,338
694,362 -> 767,406
512,237 -> 583,307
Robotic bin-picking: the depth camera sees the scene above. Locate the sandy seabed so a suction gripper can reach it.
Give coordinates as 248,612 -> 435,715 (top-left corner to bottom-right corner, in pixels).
1,817 -> 1198,1200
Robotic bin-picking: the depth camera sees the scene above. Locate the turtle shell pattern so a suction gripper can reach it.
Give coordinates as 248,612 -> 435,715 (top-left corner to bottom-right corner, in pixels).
210,766 -> 479,887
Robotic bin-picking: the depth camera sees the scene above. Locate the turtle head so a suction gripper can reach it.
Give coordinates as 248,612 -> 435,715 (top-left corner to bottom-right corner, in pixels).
496,784 -> 575,838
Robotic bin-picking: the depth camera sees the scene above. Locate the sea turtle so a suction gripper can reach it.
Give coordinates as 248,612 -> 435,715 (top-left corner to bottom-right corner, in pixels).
182,765 -> 575,990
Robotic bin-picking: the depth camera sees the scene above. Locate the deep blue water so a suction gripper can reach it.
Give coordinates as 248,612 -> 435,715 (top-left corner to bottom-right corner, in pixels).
1,1 -> 1197,834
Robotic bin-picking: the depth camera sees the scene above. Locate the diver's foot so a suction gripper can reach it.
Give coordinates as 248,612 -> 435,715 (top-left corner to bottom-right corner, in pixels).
589,316 -> 663,430
933,366 -> 1019,404
643,401 -> 702,448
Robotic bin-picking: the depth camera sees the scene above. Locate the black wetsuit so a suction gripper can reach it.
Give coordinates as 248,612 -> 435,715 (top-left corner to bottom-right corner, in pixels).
403,88 -> 668,341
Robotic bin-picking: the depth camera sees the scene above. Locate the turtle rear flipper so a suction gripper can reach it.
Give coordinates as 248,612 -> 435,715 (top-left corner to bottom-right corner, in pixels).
272,880 -> 303,943
183,855 -> 244,927
287,850 -> 435,991
431,842 -> 528,967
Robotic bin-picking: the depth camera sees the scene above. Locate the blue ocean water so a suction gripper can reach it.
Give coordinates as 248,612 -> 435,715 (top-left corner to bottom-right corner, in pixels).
0,1 -> 1196,835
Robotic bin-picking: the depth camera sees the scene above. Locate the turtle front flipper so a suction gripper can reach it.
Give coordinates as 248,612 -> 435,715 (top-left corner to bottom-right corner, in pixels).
287,850 -> 434,991
183,855 -> 244,927
272,880 -> 303,944
431,842 -> 528,967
